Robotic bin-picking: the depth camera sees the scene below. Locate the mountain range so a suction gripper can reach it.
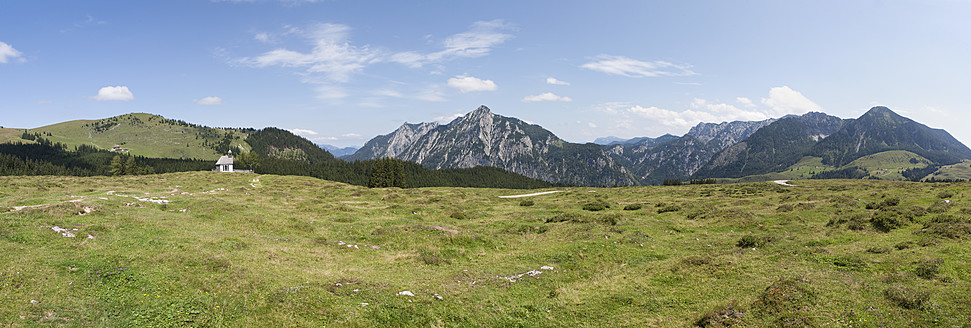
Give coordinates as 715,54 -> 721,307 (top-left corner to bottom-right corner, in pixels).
3,105 -> 969,186
345,105 -> 971,185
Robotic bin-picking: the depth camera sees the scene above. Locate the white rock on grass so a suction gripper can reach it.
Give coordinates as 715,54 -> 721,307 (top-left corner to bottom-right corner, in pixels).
397,291 -> 415,296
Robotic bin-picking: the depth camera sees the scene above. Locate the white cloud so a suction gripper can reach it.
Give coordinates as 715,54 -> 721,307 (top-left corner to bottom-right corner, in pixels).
588,122 -> 598,128
761,86 -> 821,115
580,55 -> 695,78
546,77 -> 569,85
194,96 -> 225,105
254,32 -> 270,42
434,113 -> 463,122
341,133 -> 361,138
0,42 -> 24,63
37,99 -> 53,104
289,128 -> 318,136
241,23 -> 378,83
94,86 -> 134,101
626,105 -> 718,130
690,98 -> 769,122
389,20 -> 512,67
447,75 -> 497,93
522,92 -> 572,102
736,97 -> 755,108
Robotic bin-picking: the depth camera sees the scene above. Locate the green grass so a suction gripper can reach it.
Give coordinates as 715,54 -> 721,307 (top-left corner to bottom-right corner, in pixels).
0,128 -> 31,144
926,160 -> 971,181
848,150 -> 929,180
29,113 -> 250,160
2,173 -> 970,326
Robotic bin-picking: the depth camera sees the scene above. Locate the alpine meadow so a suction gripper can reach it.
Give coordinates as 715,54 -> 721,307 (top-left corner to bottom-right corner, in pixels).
4,1 -> 971,327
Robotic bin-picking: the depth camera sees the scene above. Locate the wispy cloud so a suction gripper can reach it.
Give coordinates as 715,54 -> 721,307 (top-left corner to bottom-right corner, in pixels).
388,20 -> 513,68
522,92 -> 572,102
0,42 -> 24,63
194,96 -> 225,105
240,23 -> 378,83
581,55 -> 695,78
546,77 -> 569,85
288,128 -> 318,136
447,75 -> 497,93
93,86 -> 134,101
434,113 -> 464,123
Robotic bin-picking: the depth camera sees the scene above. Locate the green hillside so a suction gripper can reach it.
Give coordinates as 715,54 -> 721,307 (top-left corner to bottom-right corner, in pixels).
847,150 -> 930,180
30,113 -> 251,160
925,160 -> 971,181
2,173 -> 970,326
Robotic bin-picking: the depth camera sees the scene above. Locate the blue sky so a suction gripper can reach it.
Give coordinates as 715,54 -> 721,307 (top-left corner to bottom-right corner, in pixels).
2,0 -> 970,148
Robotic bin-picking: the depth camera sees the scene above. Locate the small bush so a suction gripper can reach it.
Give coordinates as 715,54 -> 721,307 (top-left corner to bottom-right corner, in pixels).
519,200 -> 534,207
545,212 -> 585,223
657,203 -> 681,214
776,204 -> 795,212
870,210 -> 906,232
600,213 -> 622,226
938,191 -> 955,199
895,241 -> 915,250
450,211 -> 468,220
866,246 -> 891,254
694,301 -> 744,327
831,255 -> 868,270
737,235 -> 774,248
866,197 -> 900,210
623,204 -> 642,211
927,200 -> 952,214
921,214 -> 971,239
756,278 -> 815,314
884,285 -> 929,309
913,258 -> 943,279
583,203 -> 606,211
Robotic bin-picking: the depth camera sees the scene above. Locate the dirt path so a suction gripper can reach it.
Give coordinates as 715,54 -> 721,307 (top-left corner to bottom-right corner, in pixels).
497,190 -> 565,198
773,180 -> 796,187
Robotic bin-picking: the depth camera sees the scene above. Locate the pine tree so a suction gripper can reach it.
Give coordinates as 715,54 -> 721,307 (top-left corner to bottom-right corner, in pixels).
110,155 -> 126,176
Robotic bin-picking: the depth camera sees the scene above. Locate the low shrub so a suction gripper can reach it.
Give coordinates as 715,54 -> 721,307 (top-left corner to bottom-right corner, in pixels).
870,209 -> 906,232
519,200 -> 534,207
583,203 -> 606,211
623,204 -> 642,211
921,214 -> 971,239
913,258 -> 943,279
866,246 -> 891,254
450,211 -> 468,220
866,197 -> 900,210
694,301 -> 744,327
938,191 -> 955,199
600,213 -> 622,226
756,278 -> 816,314
895,241 -> 915,250
657,203 -> 681,214
927,200 -> 952,214
884,285 -> 929,309
737,235 -> 774,248
545,212 -> 585,223
776,204 -> 795,212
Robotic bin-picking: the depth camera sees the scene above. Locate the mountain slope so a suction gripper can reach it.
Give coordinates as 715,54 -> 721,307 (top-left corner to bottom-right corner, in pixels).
811,106 -> 971,166
28,113 -> 253,160
347,106 -> 637,186
694,112 -> 846,178
604,118 -> 775,183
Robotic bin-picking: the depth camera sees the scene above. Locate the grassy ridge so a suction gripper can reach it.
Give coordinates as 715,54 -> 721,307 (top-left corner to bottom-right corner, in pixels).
30,113 -> 251,160
2,173 -> 970,326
